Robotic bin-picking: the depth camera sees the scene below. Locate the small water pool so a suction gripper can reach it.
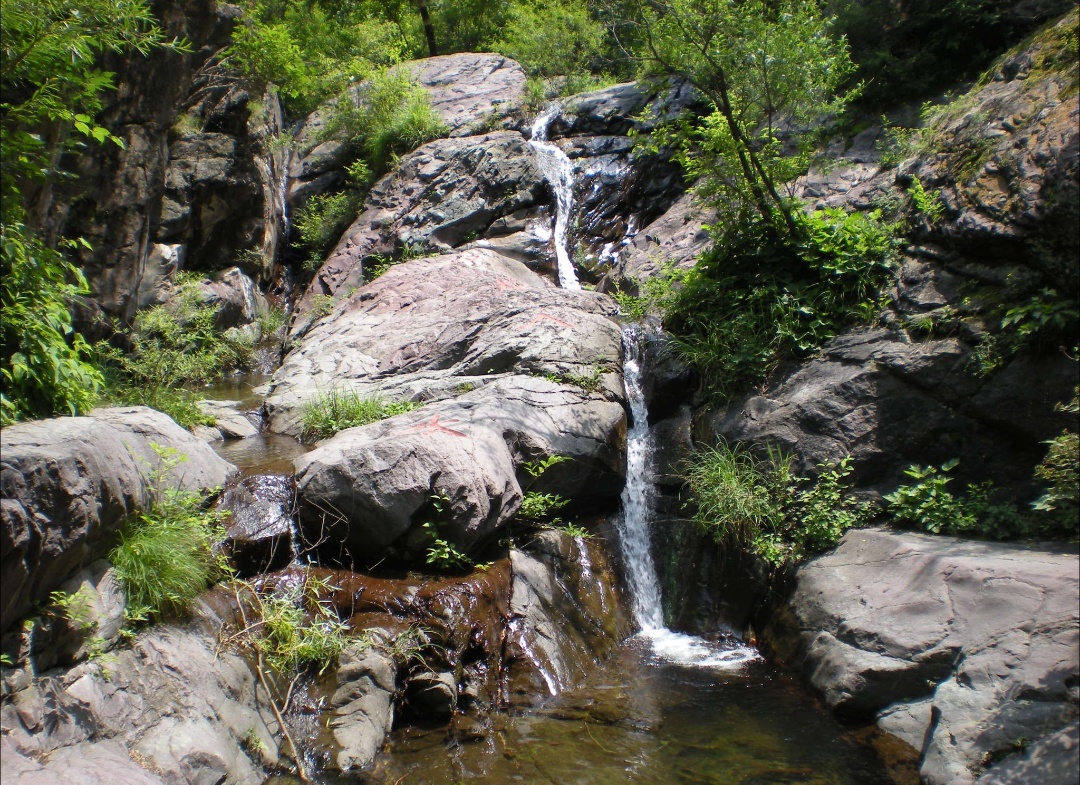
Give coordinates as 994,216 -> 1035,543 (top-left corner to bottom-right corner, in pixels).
279,637 -> 915,785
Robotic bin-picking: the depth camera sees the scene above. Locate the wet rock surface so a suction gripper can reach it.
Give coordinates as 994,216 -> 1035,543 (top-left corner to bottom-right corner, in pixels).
219,474 -> 296,576
1,407 -> 235,634
506,531 -> 630,697
763,527 -> 1080,785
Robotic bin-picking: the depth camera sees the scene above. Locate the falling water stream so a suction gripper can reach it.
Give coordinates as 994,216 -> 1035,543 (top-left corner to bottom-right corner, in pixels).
529,106 -> 581,290
345,328 -> 907,784
617,325 -> 759,668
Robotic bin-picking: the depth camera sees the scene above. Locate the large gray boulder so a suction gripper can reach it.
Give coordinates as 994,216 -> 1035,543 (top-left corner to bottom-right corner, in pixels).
408,53 -> 527,137
293,133 -> 548,327
267,249 -> 623,435
708,328 -> 1077,494
1,407 -> 235,634
762,527 -> 1079,785
905,10 -> 1079,291
268,249 -> 626,565
294,377 -> 625,565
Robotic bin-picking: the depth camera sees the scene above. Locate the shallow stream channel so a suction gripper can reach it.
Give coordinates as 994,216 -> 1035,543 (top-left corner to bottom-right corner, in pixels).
202,332 -> 914,785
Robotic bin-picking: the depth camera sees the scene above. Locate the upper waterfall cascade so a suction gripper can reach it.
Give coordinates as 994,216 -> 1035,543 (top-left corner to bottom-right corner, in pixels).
617,324 -> 760,668
529,106 -> 581,291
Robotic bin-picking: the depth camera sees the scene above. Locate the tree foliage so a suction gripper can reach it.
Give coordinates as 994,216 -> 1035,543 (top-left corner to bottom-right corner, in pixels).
626,0 -> 856,239
1,0 -> 183,220
1,0 -> 181,424
0,225 -> 104,424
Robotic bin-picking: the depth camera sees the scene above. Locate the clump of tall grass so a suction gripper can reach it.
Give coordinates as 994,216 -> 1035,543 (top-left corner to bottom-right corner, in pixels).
299,388 -> 418,442
686,443 -> 872,567
110,446 -> 230,626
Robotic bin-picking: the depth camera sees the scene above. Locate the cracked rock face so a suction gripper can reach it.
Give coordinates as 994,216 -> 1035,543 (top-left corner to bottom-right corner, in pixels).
292,133 -> 549,331
1,597 -> 274,785
763,527 -> 1080,785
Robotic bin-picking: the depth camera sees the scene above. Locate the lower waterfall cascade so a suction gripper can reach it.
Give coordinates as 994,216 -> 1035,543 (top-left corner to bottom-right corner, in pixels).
616,324 -> 760,668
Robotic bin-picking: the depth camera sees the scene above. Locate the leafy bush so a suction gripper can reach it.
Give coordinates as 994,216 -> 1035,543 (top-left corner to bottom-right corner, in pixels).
494,0 -> 605,78
661,208 -> 898,401
1,224 -> 104,424
97,280 -> 253,428
1033,391 -> 1079,531
299,389 -> 418,442
230,2 -> 404,115
323,69 -> 447,172
294,190 -> 365,272
422,492 -> 473,571
687,444 -> 871,567
110,447 -> 230,625
238,572 -> 351,675
884,457 -> 1078,540
883,460 -> 975,535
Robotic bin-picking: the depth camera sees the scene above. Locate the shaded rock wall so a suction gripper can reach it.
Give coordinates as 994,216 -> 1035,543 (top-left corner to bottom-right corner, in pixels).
45,0 -> 283,322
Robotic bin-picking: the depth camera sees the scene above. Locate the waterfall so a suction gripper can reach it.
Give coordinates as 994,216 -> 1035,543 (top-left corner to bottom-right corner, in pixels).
617,325 -> 759,668
529,106 -> 581,291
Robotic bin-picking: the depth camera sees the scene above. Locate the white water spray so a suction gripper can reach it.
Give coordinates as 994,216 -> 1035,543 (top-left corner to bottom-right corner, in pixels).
529,106 -> 581,290
617,325 -> 760,668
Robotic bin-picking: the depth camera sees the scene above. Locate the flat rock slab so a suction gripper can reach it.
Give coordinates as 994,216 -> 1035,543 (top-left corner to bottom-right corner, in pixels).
764,527 -> 1079,785
1,407 -> 235,634
268,249 -> 623,436
408,53 -> 526,137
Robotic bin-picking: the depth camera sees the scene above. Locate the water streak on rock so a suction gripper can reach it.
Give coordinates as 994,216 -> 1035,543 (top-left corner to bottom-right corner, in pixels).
529,106 -> 581,290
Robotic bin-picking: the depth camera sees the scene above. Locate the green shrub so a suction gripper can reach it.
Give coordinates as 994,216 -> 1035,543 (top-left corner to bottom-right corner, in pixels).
687,444 -> 871,567
110,447 -> 230,625
97,280 -> 252,428
323,69 -> 447,172
239,572 -> 352,675
299,389 -> 418,442
662,207 -> 898,402
229,4 -> 404,116
884,457 -> 1077,540
883,460 -> 974,535
494,0 -> 605,78
422,492 -> 473,571
294,190 -> 365,271
1033,391 -> 1079,531
1,224 -> 104,424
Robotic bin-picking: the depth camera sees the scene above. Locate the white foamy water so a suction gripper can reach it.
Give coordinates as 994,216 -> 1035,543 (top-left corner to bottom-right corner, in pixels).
617,325 -> 760,669
529,106 -> 581,291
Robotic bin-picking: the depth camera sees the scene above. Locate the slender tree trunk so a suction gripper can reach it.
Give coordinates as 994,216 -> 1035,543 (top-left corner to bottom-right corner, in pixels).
417,0 -> 438,57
